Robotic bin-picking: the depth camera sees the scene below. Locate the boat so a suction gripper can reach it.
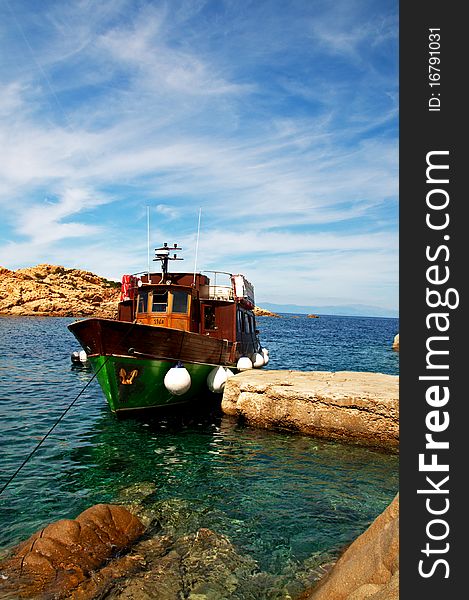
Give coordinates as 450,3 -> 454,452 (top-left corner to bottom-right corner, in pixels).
68,243 -> 269,413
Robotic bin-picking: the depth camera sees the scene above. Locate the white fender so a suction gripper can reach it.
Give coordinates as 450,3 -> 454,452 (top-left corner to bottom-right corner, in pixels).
164,365 -> 191,395
261,348 -> 270,365
225,368 -> 235,379
71,350 -> 87,363
251,352 -> 265,368
207,366 -> 228,393
237,356 -> 253,371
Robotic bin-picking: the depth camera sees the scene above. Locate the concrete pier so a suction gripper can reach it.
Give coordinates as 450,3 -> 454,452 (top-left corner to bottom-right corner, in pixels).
222,370 -> 399,451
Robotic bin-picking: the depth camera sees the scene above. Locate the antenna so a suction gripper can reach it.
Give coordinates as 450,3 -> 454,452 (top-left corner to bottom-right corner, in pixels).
193,208 -> 202,285
147,206 -> 150,276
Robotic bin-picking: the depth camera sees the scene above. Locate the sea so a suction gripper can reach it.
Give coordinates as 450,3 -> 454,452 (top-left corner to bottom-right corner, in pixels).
0,314 -> 399,592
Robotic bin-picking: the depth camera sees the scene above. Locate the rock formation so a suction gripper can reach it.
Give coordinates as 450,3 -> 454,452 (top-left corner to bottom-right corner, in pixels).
0,494 -> 399,599
301,494 -> 399,600
0,500 -> 262,600
222,370 -> 399,451
0,264 -> 120,318
0,504 -> 145,599
253,306 -> 281,317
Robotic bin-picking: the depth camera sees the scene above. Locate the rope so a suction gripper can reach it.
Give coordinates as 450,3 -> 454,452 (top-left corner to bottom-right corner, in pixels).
0,358 -> 107,496
0,321 -> 138,496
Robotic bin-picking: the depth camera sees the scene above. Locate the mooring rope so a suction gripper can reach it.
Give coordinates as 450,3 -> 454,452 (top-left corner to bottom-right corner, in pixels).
0,360 -> 106,496
0,321 -> 138,496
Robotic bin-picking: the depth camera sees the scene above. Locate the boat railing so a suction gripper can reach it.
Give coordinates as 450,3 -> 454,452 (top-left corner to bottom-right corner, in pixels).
200,271 -> 235,302
202,285 -> 235,302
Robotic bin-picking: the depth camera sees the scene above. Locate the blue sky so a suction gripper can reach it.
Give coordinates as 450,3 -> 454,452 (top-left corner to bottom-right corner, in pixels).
0,0 -> 398,314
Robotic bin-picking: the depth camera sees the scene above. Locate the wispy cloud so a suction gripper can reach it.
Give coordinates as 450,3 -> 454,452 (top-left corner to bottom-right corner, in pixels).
16,188 -> 107,244
0,0 -> 398,314
156,204 -> 180,220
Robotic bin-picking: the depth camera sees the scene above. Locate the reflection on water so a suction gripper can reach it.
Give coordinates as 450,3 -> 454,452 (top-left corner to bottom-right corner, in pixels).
0,316 -> 398,585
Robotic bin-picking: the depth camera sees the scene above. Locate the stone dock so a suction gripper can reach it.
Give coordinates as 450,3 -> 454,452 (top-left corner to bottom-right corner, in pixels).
222,369 -> 399,451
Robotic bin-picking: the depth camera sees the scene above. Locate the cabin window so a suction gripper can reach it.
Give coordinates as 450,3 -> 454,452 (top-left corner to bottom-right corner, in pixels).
138,291 -> 148,313
152,290 -> 168,312
204,306 -> 216,330
172,290 -> 189,313
237,310 -> 244,333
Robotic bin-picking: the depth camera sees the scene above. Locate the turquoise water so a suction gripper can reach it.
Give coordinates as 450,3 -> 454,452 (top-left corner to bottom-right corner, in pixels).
0,315 -> 398,586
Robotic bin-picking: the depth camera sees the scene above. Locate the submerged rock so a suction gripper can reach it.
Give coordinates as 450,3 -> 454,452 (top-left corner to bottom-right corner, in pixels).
107,527 -> 259,600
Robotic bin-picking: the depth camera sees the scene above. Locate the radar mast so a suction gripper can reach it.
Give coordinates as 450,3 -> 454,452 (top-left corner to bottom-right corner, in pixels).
153,243 -> 183,277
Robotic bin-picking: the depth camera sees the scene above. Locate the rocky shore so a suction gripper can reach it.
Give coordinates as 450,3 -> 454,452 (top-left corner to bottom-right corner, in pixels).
0,491 -> 398,600
253,306 -> 281,317
0,265 -> 120,318
222,370 -> 399,451
301,494 -> 399,600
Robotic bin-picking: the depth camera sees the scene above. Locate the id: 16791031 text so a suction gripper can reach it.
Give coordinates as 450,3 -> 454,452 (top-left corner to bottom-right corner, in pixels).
428,28 -> 441,112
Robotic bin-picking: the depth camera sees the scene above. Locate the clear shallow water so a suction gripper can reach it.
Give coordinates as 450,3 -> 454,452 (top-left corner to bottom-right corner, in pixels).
0,315 -> 398,584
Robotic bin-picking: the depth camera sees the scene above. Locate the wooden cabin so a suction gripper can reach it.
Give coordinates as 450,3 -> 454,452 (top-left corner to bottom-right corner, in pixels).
117,270 -> 259,353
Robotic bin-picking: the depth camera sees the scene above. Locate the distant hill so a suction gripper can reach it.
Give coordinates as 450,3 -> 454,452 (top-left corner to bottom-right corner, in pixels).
257,302 -> 398,318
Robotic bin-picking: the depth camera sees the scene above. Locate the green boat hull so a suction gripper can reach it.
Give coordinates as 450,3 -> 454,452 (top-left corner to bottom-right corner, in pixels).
89,355 -> 218,413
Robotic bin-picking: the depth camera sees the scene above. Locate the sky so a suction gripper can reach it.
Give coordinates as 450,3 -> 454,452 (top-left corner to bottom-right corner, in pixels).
0,0 -> 398,315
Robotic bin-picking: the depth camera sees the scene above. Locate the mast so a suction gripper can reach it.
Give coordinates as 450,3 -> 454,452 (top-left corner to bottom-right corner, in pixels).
193,208 -> 202,285
147,206 -> 151,276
